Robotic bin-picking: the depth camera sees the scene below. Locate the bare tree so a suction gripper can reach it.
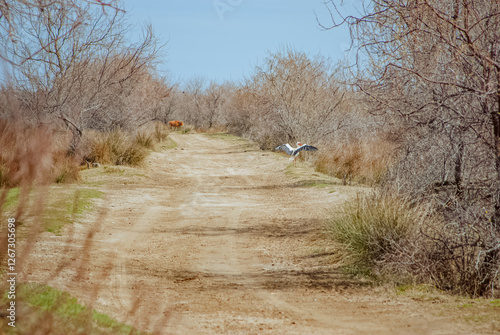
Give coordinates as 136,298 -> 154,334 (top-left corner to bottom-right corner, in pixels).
178,77 -> 206,128
4,1 -> 162,152
242,47 -> 346,148
0,0 -> 123,65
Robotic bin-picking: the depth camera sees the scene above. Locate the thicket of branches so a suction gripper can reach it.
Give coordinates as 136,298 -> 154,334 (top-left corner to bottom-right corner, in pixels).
320,0 -> 500,296
175,49 -> 366,145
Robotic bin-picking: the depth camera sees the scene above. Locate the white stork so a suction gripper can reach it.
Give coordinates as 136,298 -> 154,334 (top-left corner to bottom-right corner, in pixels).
275,142 -> 318,166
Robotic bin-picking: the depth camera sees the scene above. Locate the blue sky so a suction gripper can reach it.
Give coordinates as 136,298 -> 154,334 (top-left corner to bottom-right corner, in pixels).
121,0 -> 352,84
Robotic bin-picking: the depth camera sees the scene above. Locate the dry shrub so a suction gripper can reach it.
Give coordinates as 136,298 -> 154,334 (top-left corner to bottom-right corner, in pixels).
315,138 -> 395,185
52,148 -> 81,184
82,128 -> 147,166
135,121 -> 170,149
135,125 -> 156,149
153,121 -> 169,142
0,120 -> 79,187
135,130 -> 155,149
329,190 -> 500,297
382,203 -> 500,297
328,192 -> 421,274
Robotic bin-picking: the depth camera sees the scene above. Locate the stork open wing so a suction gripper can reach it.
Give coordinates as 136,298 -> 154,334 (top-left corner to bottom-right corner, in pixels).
275,144 -> 294,155
294,144 -> 318,155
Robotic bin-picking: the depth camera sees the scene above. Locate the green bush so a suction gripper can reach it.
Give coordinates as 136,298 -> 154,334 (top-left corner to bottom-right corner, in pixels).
328,193 -> 418,271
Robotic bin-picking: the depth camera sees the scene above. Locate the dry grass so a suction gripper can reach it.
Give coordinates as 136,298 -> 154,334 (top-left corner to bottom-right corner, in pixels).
0,185 -> 149,334
152,121 -> 169,142
135,121 -> 170,149
135,130 -> 155,149
0,120 -> 80,187
315,138 -> 396,185
327,192 -> 421,275
0,123 -> 155,333
82,128 -> 148,167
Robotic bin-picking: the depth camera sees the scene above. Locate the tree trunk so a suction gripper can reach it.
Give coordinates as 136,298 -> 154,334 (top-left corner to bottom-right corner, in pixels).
493,107 -> 500,229
454,140 -> 464,197
60,114 -> 83,156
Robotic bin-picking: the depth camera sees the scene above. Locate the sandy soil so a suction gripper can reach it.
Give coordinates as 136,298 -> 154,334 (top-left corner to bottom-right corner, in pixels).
24,133 -> 498,334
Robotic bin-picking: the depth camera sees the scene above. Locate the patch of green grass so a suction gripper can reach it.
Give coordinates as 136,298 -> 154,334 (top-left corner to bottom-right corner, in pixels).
160,137 -> 178,150
394,284 -> 453,305
395,284 -> 500,329
18,284 -> 86,316
92,310 -> 137,333
81,164 -> 147,186
43,188 -> 103,235
304,182 -> 335,188
1,188 -> 20,211
463,314 -> 489,323
459,303 -> 474,309
103,166 -> 126,174
396,283 -> 436,295
1,283 -> 145,334
490,299 -> 500,307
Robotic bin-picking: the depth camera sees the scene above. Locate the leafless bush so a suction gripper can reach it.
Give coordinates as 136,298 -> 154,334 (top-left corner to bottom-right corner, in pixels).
0,1 -> 123,65
175,78 -> 234,130
315,137 -> 396,185
174,49 -> 385,160
381,201 -> 500,297
0,120 -> 79,187
238,48 -> 348,149
324,0 -> 500,220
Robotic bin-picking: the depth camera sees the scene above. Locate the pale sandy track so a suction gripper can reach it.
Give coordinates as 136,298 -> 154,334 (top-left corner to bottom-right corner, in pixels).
24,133 -> 494,334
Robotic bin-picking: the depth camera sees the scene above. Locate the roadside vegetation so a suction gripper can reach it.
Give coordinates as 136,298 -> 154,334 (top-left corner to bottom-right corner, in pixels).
0,283 -> 145,334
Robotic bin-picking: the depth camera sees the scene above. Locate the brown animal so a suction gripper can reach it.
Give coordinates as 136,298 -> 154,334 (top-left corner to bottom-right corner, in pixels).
168,120 -> 184,130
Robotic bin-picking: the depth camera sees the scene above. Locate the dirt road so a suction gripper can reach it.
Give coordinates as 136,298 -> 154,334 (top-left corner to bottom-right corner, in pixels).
25,133 -> 494,334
